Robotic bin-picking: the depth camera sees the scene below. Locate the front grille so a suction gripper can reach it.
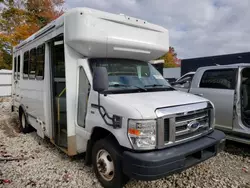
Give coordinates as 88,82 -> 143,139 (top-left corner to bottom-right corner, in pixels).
163,108 -> 211,144
175,110 -> 208,122
175,126 -> 208,141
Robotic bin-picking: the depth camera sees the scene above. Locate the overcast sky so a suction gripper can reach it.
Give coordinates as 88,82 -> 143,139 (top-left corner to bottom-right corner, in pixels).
65,0 -> 250,59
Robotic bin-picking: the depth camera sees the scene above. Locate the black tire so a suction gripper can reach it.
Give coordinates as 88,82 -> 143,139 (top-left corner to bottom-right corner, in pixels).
92,138 -> 129,188
19,110 -> 32,133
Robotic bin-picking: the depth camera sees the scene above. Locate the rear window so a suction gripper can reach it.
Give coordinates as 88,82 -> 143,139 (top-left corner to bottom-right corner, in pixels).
200,69 -> 237,89
17,55 -> 20,80
14,57 -> 17,80
36,44 -> 45,79
29,48 -> 36,79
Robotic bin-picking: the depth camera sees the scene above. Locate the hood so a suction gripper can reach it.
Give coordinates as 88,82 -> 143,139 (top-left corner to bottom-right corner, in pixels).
108,90 -> 208,119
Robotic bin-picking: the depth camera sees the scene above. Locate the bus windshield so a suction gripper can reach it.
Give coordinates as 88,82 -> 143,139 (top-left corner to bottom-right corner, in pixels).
89,58 -> 172,93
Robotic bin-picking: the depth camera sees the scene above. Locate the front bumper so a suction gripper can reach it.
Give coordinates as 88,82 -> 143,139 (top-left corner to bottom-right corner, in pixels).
122,130 -> 225,181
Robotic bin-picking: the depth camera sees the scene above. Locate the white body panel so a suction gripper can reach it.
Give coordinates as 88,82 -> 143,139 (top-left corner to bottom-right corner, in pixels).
12,23 -> 64,139
104,91 -> 207,119
65,8 -> 169,61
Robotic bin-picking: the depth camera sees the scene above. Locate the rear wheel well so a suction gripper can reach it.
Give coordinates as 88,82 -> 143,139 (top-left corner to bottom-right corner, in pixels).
85,127 -> 120,165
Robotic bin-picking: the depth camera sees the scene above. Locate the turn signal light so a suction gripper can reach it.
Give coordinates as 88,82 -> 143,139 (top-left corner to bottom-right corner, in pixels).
128,128 -> 140,136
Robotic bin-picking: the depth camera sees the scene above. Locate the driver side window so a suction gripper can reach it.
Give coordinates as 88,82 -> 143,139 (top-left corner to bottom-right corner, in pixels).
77,67 -> 91,128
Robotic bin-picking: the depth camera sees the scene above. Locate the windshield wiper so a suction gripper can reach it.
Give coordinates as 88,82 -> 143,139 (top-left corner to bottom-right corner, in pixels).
144,84 -> 174,90
109,83 -> 147,91
144,84 -> 164,87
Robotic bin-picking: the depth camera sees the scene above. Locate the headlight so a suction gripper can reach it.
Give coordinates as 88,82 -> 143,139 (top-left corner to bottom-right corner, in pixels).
128,119 -> 156,150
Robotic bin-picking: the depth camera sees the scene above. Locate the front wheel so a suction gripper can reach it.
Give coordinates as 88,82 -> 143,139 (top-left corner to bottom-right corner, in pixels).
92,138 -> 129,188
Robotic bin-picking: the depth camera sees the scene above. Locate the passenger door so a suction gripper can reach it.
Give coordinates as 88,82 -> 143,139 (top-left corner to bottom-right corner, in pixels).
190,69 -> 237,131
50,36 -> 68,148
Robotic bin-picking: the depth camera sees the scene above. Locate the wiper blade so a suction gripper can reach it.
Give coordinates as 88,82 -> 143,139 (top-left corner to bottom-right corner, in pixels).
109,83 -> 147,91
109,83 -> 127,87
144,84 -> 174,90
144,84 -> 164,87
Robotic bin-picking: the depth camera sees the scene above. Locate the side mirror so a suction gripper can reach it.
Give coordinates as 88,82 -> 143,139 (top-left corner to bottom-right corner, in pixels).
93,67 -> 109,93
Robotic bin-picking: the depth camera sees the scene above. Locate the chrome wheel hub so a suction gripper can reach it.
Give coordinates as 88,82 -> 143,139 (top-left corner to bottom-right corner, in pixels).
96,149 -> 114,181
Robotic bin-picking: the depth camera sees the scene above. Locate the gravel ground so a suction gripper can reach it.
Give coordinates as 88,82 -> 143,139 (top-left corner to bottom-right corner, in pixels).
1,98 -> 250,188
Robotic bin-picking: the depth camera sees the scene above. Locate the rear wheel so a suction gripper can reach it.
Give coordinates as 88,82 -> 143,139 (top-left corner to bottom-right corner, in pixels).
19,111 -> 32,133
92,138 -> 129,188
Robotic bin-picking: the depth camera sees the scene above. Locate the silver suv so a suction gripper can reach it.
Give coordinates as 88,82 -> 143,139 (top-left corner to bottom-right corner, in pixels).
174,63 -> 250,144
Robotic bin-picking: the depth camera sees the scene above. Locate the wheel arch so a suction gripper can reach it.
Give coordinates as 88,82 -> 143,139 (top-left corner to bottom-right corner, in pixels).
85,126 -> 120,165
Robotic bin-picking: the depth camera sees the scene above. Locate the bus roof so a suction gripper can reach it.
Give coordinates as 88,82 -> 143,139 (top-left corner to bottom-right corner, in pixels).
15,7 -> 169,61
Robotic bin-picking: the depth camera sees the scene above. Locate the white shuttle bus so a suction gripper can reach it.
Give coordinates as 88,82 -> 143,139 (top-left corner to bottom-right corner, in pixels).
12,8 -> 225,188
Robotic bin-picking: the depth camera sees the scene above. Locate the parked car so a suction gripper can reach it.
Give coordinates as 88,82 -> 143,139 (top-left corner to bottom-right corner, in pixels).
174,63 -> 250,144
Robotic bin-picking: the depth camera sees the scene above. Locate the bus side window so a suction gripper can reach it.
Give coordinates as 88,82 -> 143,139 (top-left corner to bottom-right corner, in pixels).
23,51 -> 29,79
29,48 -> 36,79
36,44 -> 45,80
14,57 -> 17,80
17,55 -> 20,80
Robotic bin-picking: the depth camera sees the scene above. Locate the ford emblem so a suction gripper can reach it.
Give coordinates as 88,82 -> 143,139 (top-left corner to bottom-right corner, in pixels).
187,121 -> 200,131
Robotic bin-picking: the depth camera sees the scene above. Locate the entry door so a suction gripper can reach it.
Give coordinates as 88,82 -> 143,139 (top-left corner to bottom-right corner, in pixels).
50,36 -> 67,148
190,69 -> 237,131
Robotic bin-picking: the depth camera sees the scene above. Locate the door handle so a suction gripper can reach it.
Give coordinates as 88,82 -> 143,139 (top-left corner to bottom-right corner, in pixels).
195,93 -> 203,96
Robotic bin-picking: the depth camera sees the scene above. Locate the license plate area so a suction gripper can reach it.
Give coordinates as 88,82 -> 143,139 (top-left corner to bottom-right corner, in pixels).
184,145 -> 216,167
